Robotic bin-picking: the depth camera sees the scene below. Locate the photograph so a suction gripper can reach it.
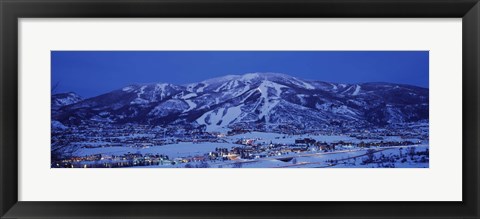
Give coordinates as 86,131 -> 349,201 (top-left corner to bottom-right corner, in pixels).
3,0 -> 478,217
51,51 -> 429,168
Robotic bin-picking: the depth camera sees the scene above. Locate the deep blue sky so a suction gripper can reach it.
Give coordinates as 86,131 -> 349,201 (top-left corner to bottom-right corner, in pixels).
51,51 -> 429,98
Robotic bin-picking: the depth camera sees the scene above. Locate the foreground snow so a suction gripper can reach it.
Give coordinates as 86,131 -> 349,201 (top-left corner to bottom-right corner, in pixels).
64,131 -> 428,168
127,145 -> 429,168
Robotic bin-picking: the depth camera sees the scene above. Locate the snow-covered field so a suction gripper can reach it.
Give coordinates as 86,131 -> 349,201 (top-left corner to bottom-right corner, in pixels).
128,145 -> 429,168
67,131 -> 428,168
210,145 -> 428,168
72,131 -> 422,158
129,145 -> 429,168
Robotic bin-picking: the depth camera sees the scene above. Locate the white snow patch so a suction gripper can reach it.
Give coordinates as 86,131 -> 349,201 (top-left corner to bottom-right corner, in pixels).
183,99 -> 197,112
137,86 -> 146,96
154,83 -> 171,101
341,85 -> 355,95
196,83 -> 208,93
196,108 -> 226,131
292,77 -> 315,90
254,81 -> 286,121
149,99 -> 188,117
130,85 -> 150,104
352,85 -> 361,96
181,92 -> 198,99
122,86 -> 134,92
297,94 -> 307,105
130,98 -> 149,105
220,105 -> 244,126
241,73 -> 260,80
196,105 -> 245,132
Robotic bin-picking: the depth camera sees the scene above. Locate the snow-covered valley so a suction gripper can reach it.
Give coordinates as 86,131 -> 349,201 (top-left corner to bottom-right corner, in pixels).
51,73 -> 429,168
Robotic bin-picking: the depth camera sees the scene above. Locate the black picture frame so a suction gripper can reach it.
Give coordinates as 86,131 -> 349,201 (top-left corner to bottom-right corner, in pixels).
1,0 -> 479,218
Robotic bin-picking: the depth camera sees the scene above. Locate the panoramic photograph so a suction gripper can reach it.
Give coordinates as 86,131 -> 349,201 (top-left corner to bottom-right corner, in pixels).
51,51 -> 429,168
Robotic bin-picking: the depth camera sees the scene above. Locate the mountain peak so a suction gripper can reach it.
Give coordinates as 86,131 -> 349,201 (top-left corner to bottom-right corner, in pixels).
53,73 -> 429,130
202,72 -> 293,84
241,72 -> 291,79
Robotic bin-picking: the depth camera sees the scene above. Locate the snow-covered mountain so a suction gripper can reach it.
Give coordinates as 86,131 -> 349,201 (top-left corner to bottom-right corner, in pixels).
52,92 -> 83,109
52,73 -> 429,132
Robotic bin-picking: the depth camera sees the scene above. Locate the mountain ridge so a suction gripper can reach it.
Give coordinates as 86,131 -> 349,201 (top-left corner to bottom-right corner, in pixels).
52,72 -> 429,133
